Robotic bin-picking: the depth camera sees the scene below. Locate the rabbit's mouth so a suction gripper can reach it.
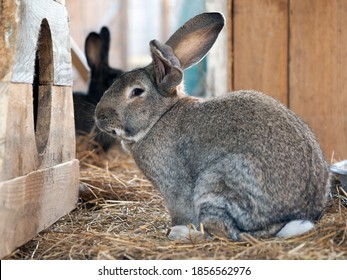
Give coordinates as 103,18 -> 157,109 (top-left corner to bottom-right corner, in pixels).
109,126 -> 151,144
108,129 -> 118,137
95,114 -> 150,144
95,113 -> 121,138
103,127 -> 120,138
97,127 -> 117,138
102,127 -> 129,140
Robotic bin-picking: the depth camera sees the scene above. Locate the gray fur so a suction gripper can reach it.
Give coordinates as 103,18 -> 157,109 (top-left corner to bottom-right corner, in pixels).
95,13 -> 330,241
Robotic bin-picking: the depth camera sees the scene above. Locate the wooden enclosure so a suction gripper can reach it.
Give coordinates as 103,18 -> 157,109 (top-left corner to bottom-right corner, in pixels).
225,0 -> 347,160
0,0 -> 79,258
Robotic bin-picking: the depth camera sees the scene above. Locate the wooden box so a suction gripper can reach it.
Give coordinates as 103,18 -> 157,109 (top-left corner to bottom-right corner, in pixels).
0,0 -> 79,258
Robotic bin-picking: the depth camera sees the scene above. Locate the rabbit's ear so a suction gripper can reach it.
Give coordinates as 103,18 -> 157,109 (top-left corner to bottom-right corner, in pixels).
99,27 -> 111,65
165,12 -> 224,70
150,40 -> 183,94
85,32 -> 103,70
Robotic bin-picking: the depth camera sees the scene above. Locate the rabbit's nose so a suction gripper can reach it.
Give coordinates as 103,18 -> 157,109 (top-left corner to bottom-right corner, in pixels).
95,115 -> 113,134
95,106 -> 117,129
95,103 -> 116,120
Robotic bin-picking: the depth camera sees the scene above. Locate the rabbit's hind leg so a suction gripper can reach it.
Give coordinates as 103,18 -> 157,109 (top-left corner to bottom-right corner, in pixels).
197,199 -> 286,241
196,196 -> 243,241
193,156 -> 268,241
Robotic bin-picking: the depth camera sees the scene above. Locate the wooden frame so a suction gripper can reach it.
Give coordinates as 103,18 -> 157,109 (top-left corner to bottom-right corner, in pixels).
0,0 -> 79,258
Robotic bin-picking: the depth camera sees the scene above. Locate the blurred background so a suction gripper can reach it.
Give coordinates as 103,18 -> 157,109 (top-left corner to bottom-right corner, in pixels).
67,0 -> 216,96
66,0 -> 347,160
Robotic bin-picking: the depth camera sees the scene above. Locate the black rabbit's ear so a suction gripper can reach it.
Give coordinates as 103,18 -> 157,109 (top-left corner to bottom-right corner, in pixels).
99,26 -> 111,64
85,32 -> 103,70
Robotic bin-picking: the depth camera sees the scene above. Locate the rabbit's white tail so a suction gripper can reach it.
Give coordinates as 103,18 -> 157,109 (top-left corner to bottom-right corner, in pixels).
276,220 -> 314,238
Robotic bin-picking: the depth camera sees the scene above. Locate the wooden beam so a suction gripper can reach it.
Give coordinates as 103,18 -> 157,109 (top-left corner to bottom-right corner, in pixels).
0,83 -> 38,181
0,84 -> 76,181
0,160 -> 79,258
233,0 -> 289,105
290,0 -> 347,159
11,0 -> 72,86
228,0 -> 233,92
0,0 -> 79,259
0,0 -> 19,82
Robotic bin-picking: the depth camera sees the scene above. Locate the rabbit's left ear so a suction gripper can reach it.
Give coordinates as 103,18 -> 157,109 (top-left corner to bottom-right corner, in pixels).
150,40 -> 183,94
166,12 -> 225,70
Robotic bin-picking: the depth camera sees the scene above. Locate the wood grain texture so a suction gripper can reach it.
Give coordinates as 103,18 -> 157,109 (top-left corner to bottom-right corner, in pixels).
0,84 -> 76,182
227,0 -> 233,92
0,83 -> 39,181
233,0 -> 289,105
0,159 -> 79,258
0,83 -> 10,177
0,0 -> 79,259
39,85 -> 76,168
290,0 -> 347,159
11,0 -> 72,86
0,0 -> 20,81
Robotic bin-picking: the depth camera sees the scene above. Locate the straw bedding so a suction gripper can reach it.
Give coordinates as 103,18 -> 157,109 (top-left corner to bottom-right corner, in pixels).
6,136 -> 347,260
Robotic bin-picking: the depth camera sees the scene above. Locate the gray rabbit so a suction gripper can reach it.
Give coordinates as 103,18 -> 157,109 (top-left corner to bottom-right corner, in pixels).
74,27 -> 123,151
95,13 -> 330,241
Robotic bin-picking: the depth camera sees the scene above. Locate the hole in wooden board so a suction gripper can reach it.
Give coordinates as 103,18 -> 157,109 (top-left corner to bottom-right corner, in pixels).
32,18 -> 53,155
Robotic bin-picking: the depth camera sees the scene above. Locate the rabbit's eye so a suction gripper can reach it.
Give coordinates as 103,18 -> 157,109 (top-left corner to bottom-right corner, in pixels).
130,88 -> 145,98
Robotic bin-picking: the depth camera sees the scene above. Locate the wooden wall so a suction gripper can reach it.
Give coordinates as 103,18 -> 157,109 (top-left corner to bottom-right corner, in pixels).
228,0 -> 347,160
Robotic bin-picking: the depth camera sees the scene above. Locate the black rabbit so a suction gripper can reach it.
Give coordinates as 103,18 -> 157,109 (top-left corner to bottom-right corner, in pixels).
73,27 -> 123,151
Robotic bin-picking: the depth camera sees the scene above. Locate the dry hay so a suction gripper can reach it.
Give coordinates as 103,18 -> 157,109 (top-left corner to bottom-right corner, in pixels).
6,135 -> 347,260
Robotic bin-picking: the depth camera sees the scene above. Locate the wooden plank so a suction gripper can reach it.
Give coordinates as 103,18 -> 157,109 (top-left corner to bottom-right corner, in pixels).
227,0 -> 233,92
0,159 -> 79,258
0,83 -> 9,176
290,0 -> 347,160
0,83 -> 38,181
11,0 -> 72,86
0,84 -> 76,181
40,85 -> 76,168
233,0 -> 289,105
0,0 -> 20,82
206,0 -> 229,97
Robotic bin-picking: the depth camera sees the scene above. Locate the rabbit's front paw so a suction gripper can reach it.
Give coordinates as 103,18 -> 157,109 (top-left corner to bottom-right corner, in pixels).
167,225 -> 205,242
